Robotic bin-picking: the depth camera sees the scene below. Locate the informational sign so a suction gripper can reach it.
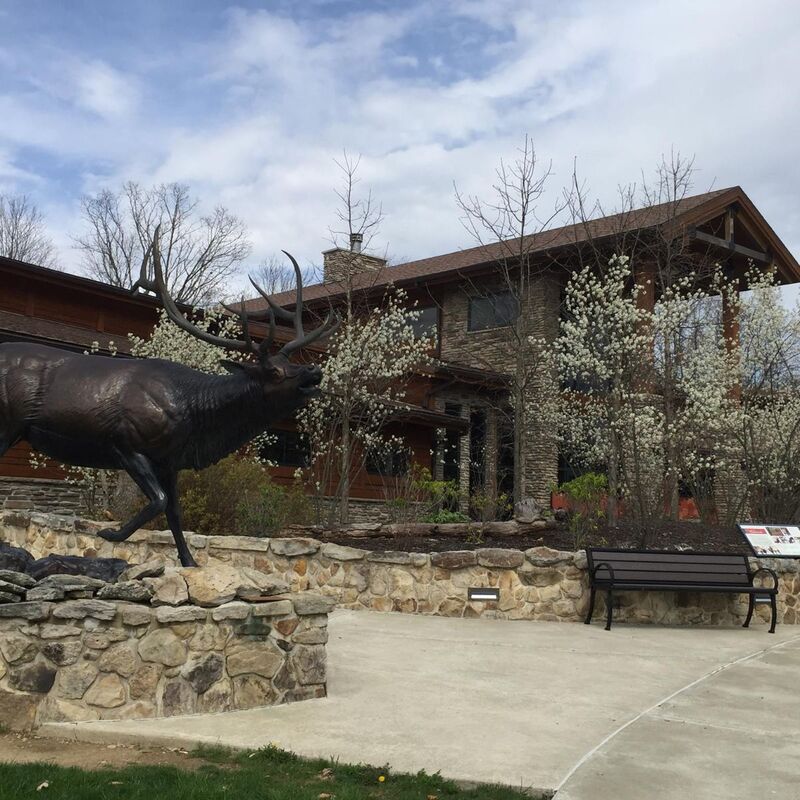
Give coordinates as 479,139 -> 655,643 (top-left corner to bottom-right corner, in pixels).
738,523 -> 800,558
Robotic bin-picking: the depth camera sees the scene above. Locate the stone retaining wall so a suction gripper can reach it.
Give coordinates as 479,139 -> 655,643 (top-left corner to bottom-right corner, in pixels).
4,511 -> 798,630
0,553 -> 330,730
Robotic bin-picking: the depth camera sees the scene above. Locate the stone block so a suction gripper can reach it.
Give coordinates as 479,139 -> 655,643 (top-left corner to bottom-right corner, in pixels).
122,559 -> 165,581
525,546 -> 573,567
290,644 -> 326,685
26,585 -> 65,601
129,663 -> 161,699
182,653 -> 224,694
226,641 -> 284,678
196,678 -> 233,713
269,538 -> 320,556
0,688 -> 37,730
38,623 -> 82,639
207,535 -> 271,552
0,601 -> 52,620
292,627 -> 328,645
292,593 -> 335,615
138,629 -> 187,667
321,543 -> 367,561
252,600 -> 294,617
476,549 -> 525,569
97,581 -> 154,603
99,642 -> 139,677
211,602 -> 250,621
0,633 -> 37,664
52,599 -> 117,621
156,606 -> 209,624
366,551 -> 412,565
430,551 -> 477,570
84,673 -> 126,708
119,604 -> 153,627
9,661 -> 56,693
160,677 -> 196,716
0,570 -> 36,590
232,674 -> 277,709
41,640 -> 83,666
146,573 -> 189,606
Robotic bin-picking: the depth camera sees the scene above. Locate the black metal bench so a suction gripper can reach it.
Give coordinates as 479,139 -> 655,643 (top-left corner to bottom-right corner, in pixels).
585,547 -> 779,632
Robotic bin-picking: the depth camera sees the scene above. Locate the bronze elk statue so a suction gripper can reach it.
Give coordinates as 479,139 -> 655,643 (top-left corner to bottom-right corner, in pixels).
0,230 -> 338,566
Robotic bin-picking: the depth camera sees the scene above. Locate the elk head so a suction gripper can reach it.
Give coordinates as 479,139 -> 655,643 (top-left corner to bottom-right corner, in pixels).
133,226 -> 339,409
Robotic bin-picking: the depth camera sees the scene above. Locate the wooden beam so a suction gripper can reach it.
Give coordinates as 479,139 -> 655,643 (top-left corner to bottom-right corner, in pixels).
688,227 -> 772,263
725,208 -> 735,241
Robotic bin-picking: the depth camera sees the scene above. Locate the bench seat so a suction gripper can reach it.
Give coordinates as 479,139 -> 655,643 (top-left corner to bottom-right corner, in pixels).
585,547 -> 779,632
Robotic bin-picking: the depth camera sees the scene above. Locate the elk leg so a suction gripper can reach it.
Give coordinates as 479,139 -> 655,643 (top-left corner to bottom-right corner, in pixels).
159,469 -> 197,568
97,452 -> 167,543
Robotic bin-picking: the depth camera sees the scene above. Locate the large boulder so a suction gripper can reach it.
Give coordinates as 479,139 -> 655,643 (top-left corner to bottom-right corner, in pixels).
180,565 -> 288,607
0,542 -> 34,573
28,555 -> 128,583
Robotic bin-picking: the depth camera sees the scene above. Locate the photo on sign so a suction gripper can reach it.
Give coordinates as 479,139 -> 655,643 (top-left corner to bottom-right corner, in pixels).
738,524 -> 800,557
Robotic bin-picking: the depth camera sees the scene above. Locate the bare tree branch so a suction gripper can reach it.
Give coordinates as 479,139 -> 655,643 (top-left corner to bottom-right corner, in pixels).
75,182 -> 251,305
0,194 -> 59,268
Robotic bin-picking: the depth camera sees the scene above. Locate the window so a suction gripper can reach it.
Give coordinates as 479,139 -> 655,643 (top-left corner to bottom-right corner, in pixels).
366,448 -> 409,477
467,291 -> 518,331
261,430 -> 309,467
406,306 -> 439,342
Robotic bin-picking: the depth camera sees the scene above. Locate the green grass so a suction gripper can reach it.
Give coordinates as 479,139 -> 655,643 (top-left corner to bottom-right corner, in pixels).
0,743 -> 546,799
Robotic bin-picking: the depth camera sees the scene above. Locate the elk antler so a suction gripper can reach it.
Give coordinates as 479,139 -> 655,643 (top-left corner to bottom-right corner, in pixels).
134,227 -> 339,362
133,225 -> 259,357
247,251 -> 340,359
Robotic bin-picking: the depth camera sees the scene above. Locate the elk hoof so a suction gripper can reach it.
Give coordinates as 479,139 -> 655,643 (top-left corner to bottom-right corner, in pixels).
97,527 -> 130,543
179,551 -> 198,568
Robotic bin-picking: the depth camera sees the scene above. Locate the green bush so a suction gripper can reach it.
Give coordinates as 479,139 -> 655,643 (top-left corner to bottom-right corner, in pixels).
558,471 -> 607,548
178,455 -> 311,536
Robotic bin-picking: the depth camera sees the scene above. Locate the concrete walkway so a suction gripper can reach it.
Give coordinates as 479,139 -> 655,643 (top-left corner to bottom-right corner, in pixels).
40,610 -> 800,798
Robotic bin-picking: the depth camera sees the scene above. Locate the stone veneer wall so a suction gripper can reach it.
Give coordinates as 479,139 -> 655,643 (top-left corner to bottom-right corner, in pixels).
0,589 -> 329,730
0,478 -> 83,516
5,512 -> 798,630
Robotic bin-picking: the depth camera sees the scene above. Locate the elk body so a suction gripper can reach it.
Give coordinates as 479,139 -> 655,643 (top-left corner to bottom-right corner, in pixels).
0,234 -> 337,566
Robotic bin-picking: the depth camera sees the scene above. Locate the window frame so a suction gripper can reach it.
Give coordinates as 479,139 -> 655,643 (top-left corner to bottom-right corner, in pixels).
467,290 -> 518,332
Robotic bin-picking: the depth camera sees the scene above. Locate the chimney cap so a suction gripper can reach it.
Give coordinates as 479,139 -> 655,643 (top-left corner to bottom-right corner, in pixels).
349,232 -> 363,253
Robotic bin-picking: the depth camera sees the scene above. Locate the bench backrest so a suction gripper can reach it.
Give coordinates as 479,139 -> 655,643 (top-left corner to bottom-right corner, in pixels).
586,548 -> 752,587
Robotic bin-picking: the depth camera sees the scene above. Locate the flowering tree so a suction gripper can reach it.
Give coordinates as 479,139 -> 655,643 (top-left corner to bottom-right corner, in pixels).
297,287 -> 432,525
553,254 -> 655,525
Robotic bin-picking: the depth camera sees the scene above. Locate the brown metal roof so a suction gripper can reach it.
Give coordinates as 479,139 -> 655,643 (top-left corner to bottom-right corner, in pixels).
244,186 -> 800,312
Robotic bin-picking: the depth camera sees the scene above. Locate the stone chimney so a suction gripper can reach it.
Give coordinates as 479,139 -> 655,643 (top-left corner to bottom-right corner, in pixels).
322,233 -> 387,284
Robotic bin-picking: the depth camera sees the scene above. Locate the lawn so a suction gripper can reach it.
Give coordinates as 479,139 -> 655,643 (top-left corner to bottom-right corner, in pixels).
0,744 -> 545,800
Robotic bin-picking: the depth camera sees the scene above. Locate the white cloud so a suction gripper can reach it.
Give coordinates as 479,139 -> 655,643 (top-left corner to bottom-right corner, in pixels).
73,60 -> 139,119
0,0 -> 799,296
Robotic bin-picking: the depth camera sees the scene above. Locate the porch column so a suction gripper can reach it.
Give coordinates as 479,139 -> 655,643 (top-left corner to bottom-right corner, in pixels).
458,406 -> 471,515
483,408 -> 499,519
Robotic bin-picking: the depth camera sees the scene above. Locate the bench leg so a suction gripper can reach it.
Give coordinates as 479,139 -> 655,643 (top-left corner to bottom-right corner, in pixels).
769,595 -> 777,634
605,589 -> 613,631
584,587 -> 596,624
743,594 -> 755,628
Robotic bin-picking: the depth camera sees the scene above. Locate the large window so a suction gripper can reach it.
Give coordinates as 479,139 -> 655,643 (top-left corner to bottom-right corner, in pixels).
261,430 -> 309,468
467,291 -> 518,331
366,448 -> 409,477
406,306 -> 439,342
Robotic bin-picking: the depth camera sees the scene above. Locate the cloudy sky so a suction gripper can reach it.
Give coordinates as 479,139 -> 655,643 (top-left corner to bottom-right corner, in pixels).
1,0 -> 799,296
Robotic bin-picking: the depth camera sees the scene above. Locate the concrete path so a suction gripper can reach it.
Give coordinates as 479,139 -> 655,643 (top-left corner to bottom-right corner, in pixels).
40,611 -> 800,797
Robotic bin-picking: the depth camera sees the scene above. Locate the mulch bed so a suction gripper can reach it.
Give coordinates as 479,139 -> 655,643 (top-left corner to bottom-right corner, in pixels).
316,520 -> 749,555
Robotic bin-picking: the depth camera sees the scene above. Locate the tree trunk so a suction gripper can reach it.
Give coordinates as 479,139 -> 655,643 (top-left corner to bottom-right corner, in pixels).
338,416 -> 350,526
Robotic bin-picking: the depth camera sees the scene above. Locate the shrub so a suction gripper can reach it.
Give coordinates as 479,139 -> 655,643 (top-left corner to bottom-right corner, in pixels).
558,471 -> 607,548
178,455 -> 310,536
